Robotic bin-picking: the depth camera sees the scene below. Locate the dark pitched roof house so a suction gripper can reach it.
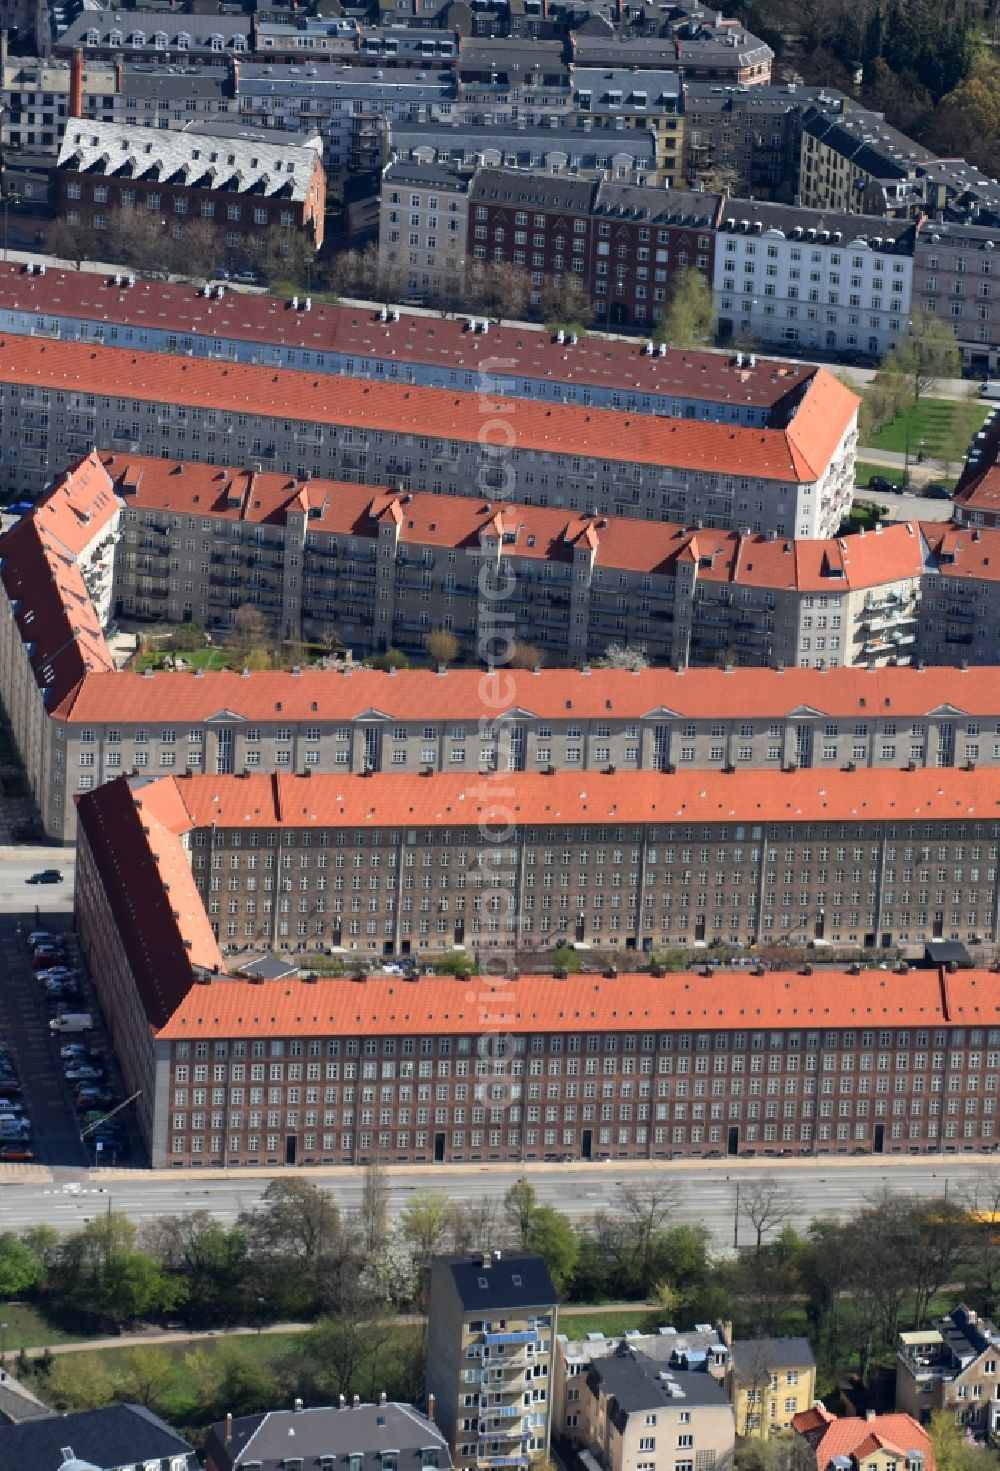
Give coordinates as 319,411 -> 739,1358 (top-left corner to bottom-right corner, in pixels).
0,1403 -> 197,1471
204,1402 -> 451,1471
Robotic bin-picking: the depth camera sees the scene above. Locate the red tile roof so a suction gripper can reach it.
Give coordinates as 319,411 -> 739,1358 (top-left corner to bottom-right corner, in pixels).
792,1410 -> 933,1471
0,336 -> 855,482
155,965 -> 1000,1043
33,449 -> 121,556
96,452 -> 929,585
51,661 -> 1000,727
0,262 -> 816,412
150,765 -> 1000,829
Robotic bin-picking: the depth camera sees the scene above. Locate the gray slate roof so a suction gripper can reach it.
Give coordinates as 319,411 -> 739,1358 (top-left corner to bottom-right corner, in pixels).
203,1403 -> 450,1471
440,1250 -> 558,1311
590,1353 -> 732,1419
469,166 -> 597,211
0,1403 -> 196,1471
57,118 -> 321,202
59,9 -> 252,48
730,1336 -> 816,1375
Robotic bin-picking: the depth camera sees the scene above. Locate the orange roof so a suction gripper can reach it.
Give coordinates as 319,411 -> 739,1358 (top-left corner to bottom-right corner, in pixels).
94,452 -> 935,586
51,661 -> 1000,727
33,450 -> 121,555
146,766 -> 1000,830
793,1411 -> 934,1471
0,261 -> 816,412
0,336 -> 855,482
156,966 -> 1000,1041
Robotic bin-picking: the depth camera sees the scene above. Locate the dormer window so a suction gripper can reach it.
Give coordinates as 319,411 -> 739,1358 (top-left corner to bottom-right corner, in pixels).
210,32 -> 224,49
176,31 -> 190,48
85,27 -> 98,44
233,33 -> 247,49
381,1453 -> 399,1471
422,1453 -> 439,1469
153,31 -> 167,48
109,29 -> 122,45
350,1454 -> 364,1471
128,30 -> 145,46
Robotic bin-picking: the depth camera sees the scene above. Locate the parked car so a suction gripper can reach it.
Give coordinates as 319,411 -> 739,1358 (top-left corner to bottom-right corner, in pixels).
64,1064 -> 103,1082
27,930 -> 56,947
0,1083 -> 22,1100
37,966 -> 75,981
923,482 -> 953,500
868,475 -> 901,493
60,1043 -> 94,1060
233,270 -> 260,285
26,869 -> 63,885
0,1144 -> 33,1161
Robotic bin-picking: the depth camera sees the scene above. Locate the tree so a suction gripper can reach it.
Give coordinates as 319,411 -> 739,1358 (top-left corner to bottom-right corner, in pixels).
53,1214 -> 184,1331
226,603 -> 272,668
929,1409 -> 993,1471
399,1192 -> 451,1276
525,1206 -> 578,1294
141,1211 -> 248,1326
367,648 -> 410,671
106,206 -> 175,280
177,218 -> 223,284
541,272 -> 592,331
0,1231 -> 46,1297
425,628 -> 460,667
117,1346 -> 175,1412
508,642 -> 544,670
882,309 -> 961,403
504,1178 -> 539,1248
740,1179 -> 796,1256
45,217 -> 100,270
357,1160 -> 389,1261
597,643 -> 649,671
239,1178 -> 345,1317
448,1195 -> 504,1256
45,1352 -> 117,1411
655,267 -> 717,349
470,261 -> 531,322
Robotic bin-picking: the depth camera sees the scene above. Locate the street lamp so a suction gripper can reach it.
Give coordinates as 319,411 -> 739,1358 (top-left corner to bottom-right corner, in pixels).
1,1320 -> 8,1366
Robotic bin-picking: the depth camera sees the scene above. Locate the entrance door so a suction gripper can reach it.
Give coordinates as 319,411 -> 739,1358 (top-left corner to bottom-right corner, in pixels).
814,913 -> 825,941
727,1126 -> 739,1157
216,727 -> 234,774
434,1132 -> 446,1163
873,1124 -> 885,1154
364,725 -> 382,773
581,1129 -> 593,1161
695,917 -> 706,942
934,912 -> 945,938
285,1135 -> 297,1165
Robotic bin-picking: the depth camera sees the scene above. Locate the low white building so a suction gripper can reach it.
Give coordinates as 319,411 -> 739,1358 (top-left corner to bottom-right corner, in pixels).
714,200 -> 916,358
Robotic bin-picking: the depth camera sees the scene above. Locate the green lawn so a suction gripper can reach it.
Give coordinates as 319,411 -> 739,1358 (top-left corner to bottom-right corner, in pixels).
133,648 -> 237,673
561,1308 -> 653,1340
866,396 -> 988,462
854,459 -> 896,488
1,1302 -> 83,1349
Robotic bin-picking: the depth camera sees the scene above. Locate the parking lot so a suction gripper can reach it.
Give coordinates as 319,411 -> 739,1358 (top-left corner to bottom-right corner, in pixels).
0,846 -> 138,1170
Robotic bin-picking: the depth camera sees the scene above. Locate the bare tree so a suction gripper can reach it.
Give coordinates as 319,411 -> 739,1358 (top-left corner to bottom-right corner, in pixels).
356,1159 -> 389,1260
740,1178 -> 795,1256
45,217 -> 100,270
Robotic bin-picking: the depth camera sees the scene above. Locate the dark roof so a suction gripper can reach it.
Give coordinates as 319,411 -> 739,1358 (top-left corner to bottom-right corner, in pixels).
437,1251 -> 557,1312
924,940 -> 973,968
238,954 -> 302,979
720,198 -> 915,247
589,1353 -> 731,1421
203,1402 -> 450,1471
730,1337 -> 815,1376
381,161 -> 470,190
469,166 -> 596,212
0,1404 -> 196,1471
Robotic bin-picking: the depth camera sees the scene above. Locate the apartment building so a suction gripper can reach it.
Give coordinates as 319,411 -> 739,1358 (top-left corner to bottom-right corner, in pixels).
204,1403 -> 451,1471
379,161 -> 470,301
681,84 -> 829,201
466,167 -> 723,329
896,1305 -> 1000,1434
552,1329 -> 735,1471
387,120 -> 659,186
75,759 -> 1000,965
792,1407 -> 933,1471
953,410 -> 1000,530
1,52 -> 116,151
727,1339 -> 815,1438
797,105 -> 933,218
569,25 -> 772,86
912,221 -> 1000,378
236,64 -> 456,177
55,119 -> 327,256
69,783 -> 1000,1167
568,67 -> 683,182
0,261 -> 830,425
426,1252 -> 558,1471
55,11 -> 253,64
714,203 -> 915,358
0,328 -> 857,536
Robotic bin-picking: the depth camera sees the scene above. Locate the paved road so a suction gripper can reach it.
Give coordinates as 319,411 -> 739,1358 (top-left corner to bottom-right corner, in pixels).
0,1156 -> 993,1248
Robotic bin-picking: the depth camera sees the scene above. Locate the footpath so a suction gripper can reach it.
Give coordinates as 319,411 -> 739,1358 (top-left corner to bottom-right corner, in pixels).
14,1300 -> 651,1360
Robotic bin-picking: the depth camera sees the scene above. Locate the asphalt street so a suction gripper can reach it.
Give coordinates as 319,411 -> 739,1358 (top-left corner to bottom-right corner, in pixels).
0,1156 -> 990,1250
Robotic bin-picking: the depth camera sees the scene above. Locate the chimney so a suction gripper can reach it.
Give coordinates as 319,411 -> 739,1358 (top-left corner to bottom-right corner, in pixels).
427,1393 -> 436,1423
353,1394 -> 361,1407
380,1392 -> 387,1406
294,1398 -> 304,1413
866,1410 -> 877,1422
224,1412 -> 234,1444
115,60 -> 124,93
69,47 -> 84,119
339,1394 -> 346,1409
719,1320 -> 733,1347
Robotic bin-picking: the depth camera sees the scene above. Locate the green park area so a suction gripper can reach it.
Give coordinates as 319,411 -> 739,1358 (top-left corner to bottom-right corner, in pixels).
865,395 -> 989,462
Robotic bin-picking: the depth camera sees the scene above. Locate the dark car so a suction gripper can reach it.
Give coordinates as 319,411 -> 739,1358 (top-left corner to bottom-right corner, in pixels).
0,1144 -> 33,1161
868,475 -> 900,493
26,869 -> 63,885
923,482 -> 953,501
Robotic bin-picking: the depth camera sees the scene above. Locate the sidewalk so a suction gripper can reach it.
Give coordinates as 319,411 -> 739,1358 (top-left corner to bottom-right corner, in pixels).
13,1300 -> 651,1358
